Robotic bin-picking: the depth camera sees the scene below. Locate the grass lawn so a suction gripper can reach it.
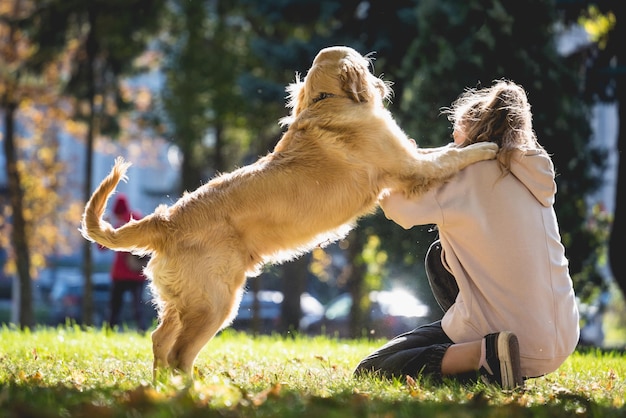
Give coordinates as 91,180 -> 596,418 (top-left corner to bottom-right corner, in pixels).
0,325 -> 624,417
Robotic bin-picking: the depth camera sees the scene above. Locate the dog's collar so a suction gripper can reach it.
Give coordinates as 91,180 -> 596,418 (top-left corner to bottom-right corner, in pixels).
312,92 -> 338,103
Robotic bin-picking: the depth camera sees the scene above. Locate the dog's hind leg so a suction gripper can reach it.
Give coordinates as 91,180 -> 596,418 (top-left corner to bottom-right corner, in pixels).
167,271 -> 246,376
151,304 -> 181,381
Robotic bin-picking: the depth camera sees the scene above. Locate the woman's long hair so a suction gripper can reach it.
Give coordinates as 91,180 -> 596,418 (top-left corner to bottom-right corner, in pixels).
443,79 -> 547,172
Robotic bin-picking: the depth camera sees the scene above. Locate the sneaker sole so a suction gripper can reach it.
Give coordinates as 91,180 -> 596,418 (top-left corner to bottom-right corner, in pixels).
497,332 -> 523,389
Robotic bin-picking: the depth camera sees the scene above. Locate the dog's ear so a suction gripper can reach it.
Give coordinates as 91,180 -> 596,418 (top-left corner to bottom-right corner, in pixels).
339,58 -> 372,103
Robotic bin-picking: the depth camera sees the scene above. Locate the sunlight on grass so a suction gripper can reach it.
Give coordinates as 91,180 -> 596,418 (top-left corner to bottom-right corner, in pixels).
0,324 -> 154,389
1,325 -> 625,417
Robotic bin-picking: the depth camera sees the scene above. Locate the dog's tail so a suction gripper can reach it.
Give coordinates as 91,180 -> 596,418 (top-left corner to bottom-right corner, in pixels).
80,157 -> 162,254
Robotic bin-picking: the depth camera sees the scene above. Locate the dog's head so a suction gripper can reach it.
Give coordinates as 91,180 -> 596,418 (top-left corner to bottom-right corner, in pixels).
280,46 -> 391,126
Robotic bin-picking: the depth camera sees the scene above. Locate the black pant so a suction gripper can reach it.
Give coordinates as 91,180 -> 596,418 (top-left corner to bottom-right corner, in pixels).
109,280 -> 146,330
354,239 -> 467,382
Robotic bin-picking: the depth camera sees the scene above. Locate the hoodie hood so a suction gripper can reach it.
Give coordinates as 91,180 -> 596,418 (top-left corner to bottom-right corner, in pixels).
113,193 -> 131,217
509,149 -> 556,207
112,193 -> 142,223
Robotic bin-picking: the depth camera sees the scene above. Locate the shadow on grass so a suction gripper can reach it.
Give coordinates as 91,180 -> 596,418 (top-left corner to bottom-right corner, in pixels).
1,381 -> 624,418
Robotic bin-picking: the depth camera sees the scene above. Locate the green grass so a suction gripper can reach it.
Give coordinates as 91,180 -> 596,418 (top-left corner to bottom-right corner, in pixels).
0,326 -> 624,417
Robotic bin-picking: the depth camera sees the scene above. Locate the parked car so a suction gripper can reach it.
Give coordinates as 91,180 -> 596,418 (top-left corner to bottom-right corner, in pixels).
49,269 -> 110,325
304,289 -> 432,339
47,268 -> 157,327
231,290 -> 324,334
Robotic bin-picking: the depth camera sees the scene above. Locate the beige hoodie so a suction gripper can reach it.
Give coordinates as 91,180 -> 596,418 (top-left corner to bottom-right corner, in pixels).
380,150 -> 579,378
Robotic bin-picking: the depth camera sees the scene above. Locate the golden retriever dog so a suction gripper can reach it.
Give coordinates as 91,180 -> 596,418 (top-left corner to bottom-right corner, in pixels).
81,46 -> 497,377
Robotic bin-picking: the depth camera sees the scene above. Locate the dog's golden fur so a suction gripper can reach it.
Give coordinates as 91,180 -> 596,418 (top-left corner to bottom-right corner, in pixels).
81,46 -> 497,377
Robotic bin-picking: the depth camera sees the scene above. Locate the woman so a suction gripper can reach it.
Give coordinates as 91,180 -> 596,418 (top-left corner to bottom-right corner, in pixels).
354,80 -> 579,389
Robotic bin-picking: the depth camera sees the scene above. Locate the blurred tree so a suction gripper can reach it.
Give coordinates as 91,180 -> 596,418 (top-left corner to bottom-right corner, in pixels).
567,1 -> 626,300
159,0 -> 253,192
0,0 -> 81,327
605,3 -> 626,300
28,0 -> 166,325
0,0 -> 33,327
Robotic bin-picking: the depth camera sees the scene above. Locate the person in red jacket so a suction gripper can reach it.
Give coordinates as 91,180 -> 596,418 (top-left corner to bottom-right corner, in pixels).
108,193 -> 148,330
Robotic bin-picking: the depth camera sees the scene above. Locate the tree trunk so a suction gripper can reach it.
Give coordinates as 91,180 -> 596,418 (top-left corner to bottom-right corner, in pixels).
249,275 -> 261,335
180,144 -> 204,193
2,0 -> 33,329
3,101 -> 34,329
214,122 -> 225,174
608,5 -> 626,300
609,76 -> 626,298
81,8 -> 98,326
280,255 -> 309,335
346,230 -> 367,339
